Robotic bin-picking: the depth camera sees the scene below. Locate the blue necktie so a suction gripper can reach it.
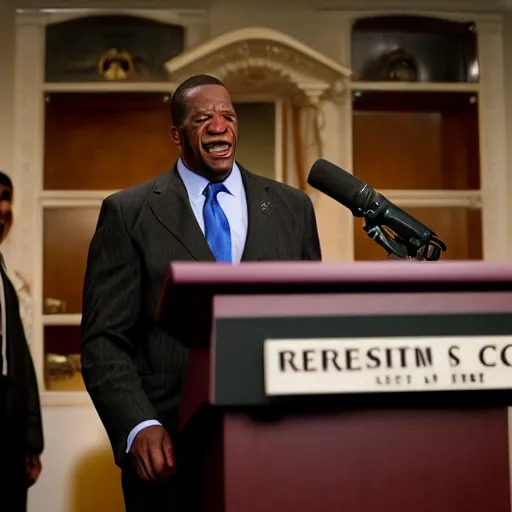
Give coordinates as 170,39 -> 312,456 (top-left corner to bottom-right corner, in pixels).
203,183 -> 232,262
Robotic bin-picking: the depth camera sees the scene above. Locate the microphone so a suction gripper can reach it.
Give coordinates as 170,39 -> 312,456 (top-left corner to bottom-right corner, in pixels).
307,159 -> 447,261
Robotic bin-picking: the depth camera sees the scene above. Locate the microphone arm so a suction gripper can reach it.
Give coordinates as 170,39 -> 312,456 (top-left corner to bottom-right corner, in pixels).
365,225 -> 410,259
355,186 -> 447,261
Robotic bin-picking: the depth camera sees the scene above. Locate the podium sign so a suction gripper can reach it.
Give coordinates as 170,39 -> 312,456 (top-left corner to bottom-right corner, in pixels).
264,334 -> 512,395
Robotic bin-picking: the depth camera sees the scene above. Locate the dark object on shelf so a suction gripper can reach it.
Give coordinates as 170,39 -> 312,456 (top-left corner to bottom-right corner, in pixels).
352,15 -> 478,83
46,353 -> 81,379
98,48 -> 135,81
45,353 -> 84,390
44,297 -> 67,314
45,15 -> 185,82
361,48 -> 419,82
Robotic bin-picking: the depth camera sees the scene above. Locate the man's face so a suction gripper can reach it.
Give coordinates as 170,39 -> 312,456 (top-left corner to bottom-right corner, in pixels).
0,185 -> 13,244
171,84 -> 237,181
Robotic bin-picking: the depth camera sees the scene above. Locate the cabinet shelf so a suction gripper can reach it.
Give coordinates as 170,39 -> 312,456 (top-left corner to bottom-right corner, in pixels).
42,81 -> 480,95
42,82 -> 174,93
40,191 -> 112,208
40,391 -> 91,407
43,314 -> 82,326
350,82 -> 480,93
379,190 -> 482,208
41,190 -> 117,200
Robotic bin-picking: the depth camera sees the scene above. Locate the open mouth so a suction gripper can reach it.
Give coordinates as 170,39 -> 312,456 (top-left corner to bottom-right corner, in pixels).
202,141 -> 232,157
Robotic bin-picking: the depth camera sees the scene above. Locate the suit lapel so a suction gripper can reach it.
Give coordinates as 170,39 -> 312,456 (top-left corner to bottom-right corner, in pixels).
240,166 -> 275,261
148,166 -> 215,261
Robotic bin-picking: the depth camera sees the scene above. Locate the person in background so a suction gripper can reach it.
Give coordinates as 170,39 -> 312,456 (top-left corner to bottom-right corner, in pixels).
0,171 -> 44,512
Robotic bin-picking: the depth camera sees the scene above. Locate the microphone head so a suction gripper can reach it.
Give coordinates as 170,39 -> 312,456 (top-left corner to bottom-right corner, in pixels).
307,159 -> 366,215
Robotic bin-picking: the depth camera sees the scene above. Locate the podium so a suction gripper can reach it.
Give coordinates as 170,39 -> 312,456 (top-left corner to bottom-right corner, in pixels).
158,261 -> 512,512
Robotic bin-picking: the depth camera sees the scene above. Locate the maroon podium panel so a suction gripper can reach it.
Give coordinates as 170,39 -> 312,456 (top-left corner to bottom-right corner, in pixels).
159,261 -> 512,512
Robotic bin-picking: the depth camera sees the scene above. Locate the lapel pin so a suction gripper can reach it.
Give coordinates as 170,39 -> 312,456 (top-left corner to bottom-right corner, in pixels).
260,201 -> 273,214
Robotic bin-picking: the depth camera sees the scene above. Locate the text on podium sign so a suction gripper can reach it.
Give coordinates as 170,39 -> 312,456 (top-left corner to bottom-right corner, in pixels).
263,335 -> 512,396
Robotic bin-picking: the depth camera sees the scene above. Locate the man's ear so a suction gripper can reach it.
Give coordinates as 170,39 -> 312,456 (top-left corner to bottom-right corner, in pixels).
169,126 -> 181,146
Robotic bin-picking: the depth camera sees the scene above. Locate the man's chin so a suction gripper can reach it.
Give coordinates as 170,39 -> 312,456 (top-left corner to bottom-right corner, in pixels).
184,153 -> 235,180
205,157 -> 235,175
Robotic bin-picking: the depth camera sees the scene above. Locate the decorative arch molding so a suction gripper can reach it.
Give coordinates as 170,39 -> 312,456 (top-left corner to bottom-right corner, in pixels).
165,27 -> 352,104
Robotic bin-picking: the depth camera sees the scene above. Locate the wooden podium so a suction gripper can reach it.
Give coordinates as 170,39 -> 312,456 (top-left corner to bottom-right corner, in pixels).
158,261 -> 512,512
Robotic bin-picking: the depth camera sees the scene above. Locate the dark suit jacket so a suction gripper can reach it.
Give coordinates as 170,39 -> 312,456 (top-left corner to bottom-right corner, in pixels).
81,163 -> 321,466
1,264 -> 44,459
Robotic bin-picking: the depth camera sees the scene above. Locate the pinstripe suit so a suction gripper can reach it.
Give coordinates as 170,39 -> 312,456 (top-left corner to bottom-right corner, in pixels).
80,163 -> 321,509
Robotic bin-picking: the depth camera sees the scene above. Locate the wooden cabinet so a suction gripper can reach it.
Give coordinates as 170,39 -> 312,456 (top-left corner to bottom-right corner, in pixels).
350,16 -> 482,261
42,92 -> 181,390
22,9 -> 502,396
44,93 -> 179,190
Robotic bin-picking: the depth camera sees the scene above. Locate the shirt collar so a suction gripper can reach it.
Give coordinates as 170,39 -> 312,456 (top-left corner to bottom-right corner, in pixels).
177,157 -> 243,198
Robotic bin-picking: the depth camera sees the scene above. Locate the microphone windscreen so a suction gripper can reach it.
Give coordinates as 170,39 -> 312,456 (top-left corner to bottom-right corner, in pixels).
307,159 -> 365,211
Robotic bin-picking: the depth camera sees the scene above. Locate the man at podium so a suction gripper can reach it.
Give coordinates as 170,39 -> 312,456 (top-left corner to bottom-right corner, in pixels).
81,74 -> 322,512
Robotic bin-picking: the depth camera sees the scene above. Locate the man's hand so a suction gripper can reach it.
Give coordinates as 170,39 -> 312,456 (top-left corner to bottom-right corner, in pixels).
25,453 -> 42,487
130,425 -> 176,482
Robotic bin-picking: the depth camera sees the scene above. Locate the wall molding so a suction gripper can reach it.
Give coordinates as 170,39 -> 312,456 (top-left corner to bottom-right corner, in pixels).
16,7 -> 209,25
13,21 -> 46,383
14,0 -> 508,12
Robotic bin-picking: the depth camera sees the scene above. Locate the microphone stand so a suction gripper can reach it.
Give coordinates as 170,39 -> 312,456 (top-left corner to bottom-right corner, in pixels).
364,225 -> 446,261
356,186 -> 447,262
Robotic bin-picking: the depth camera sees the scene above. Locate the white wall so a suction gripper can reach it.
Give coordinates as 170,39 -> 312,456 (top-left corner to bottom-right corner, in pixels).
28,405 -> 125,512
0,0 -> 17,267
503,11 -> 512,259
209,3 -> 346,62
0,0 -> 15,175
